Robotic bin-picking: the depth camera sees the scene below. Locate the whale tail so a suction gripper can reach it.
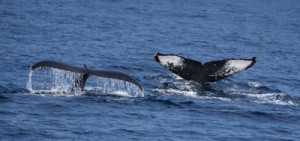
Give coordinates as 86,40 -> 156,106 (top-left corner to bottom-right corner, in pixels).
30,60 -> 143,91
154,52 -> 257,84
73,68 -> 90,91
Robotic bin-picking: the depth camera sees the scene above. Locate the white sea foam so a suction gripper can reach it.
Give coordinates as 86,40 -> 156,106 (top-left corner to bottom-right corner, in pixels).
154,88 -> 197,97
245,93 -> 297,106
153,79 -> 297,106
198,96 -> 232,102
248,82 -> 261,87
153,87 -> 232,102
153,81 -> 197,98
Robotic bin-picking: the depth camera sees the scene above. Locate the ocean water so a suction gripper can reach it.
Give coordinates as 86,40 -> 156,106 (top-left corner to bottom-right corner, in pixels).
1,0 -> 300,140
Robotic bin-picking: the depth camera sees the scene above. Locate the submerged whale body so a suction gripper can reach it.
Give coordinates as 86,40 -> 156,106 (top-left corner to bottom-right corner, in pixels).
30,60 -> 143,91
154,52 -> 257,84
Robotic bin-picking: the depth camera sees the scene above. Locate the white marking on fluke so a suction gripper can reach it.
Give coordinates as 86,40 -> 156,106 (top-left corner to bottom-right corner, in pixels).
157,55 -> 184,68
219,60 -> 254,76
154,52 -> 257,84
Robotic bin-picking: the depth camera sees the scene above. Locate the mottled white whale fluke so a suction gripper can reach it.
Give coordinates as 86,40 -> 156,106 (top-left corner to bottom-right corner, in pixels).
154,52 -> 257,84
30,60 -> 143,91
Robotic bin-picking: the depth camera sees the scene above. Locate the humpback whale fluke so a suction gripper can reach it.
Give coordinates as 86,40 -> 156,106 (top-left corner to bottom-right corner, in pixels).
154,52 -> 257,84
30,60 -> 143,91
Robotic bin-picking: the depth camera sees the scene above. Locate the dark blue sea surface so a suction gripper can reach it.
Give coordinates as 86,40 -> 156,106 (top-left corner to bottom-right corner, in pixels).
1,0 -> 300,140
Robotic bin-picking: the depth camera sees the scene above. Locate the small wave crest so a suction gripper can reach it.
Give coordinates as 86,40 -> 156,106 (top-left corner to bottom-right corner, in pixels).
26,67 -> 144,97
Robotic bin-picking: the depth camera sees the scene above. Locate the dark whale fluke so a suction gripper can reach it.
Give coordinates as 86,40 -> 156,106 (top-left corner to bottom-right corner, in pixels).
154,52 -> 257,84
30,60 -> 143,91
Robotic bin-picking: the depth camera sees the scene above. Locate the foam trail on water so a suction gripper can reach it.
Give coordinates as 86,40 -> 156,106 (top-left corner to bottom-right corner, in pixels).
153,77 -> 298,106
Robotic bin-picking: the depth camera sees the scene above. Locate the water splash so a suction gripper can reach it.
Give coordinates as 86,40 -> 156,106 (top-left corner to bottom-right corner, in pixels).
85,76 -> 144,97
26,67 -> 81,95
26,67 -> 144,97
153,75 -> 299,106
244,93 -> 297,105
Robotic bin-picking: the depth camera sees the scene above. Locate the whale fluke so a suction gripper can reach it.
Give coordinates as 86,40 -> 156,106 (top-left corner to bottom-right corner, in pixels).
30,60 -> 143,91
154,52 -> 257,84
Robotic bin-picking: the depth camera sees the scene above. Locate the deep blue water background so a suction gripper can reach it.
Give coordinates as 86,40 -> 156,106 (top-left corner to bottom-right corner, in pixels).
1,0 -> 300,140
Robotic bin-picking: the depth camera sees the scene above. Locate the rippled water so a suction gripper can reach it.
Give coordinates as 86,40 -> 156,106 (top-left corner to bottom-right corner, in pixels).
1,0 -> 300,140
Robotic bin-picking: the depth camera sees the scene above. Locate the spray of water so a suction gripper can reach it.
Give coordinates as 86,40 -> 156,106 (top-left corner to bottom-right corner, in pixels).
85,76 -> 144,97
26,67 -> 144,97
